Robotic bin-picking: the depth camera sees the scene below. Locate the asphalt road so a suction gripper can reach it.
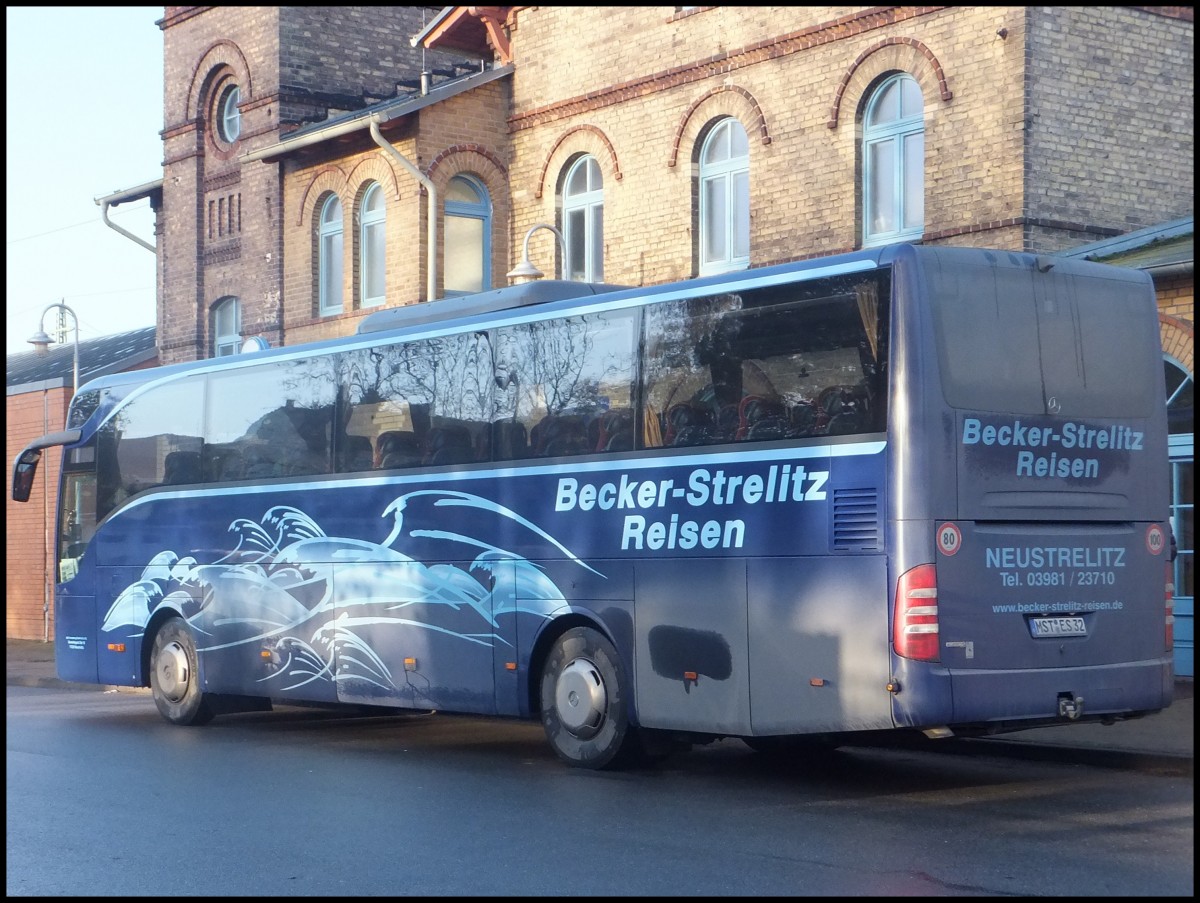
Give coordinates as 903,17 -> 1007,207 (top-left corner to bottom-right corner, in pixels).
7,685 -> 1194,897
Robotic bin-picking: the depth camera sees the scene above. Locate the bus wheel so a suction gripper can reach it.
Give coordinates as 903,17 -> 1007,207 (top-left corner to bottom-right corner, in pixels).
540,626 -> 639,770
150,617 -> 215,726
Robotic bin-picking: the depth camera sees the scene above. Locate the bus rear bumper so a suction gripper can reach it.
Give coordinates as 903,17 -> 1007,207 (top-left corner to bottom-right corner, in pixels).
946,659 -> 1173,728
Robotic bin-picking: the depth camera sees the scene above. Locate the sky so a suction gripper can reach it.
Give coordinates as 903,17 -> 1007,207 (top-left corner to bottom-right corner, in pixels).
6,7 -> 163,356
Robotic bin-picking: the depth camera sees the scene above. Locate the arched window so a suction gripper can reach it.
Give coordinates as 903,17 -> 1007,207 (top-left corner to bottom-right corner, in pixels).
359,182 -> 386,308
1166,356 -> 1194,437
443,175 -> 492,296
212,297 -> 241,357
318,195 -> 344,315
699,118 -> 750,276
563,155 -> 604,282
218,84 -> 241,144
862,73 -> 924,247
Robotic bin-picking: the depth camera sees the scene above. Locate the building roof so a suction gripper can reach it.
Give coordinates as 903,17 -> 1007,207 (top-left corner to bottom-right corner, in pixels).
1059,215 -> 1193,274
241,62 -> 512,164
6,326 -> 157,395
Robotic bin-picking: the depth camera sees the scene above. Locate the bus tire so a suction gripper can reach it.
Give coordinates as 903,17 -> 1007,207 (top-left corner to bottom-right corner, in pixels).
150,617 -> 215,726
540,626 -> 639,770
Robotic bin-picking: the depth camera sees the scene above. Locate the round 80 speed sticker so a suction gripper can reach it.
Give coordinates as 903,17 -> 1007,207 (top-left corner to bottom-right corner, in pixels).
937,522 -> 962,556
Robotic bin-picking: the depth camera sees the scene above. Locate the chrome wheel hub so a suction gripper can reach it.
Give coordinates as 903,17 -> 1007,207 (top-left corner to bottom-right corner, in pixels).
555,657 -> 607,738
156,640 -> 190,702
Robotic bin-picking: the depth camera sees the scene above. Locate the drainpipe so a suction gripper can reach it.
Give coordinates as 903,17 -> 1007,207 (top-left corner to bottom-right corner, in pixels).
368,117 -> 438,303
98,199 -> 156,253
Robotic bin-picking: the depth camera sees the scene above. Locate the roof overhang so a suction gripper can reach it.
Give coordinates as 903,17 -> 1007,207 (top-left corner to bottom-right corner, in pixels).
241,63 -> 513,164
411,6 -> 522,65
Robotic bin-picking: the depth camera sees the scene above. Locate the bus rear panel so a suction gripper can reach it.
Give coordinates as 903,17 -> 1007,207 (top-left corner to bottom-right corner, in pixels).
886,246 -> 1172,735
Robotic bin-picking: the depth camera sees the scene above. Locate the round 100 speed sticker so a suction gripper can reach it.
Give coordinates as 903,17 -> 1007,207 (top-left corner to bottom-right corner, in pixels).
937,522 -> 962,556
1146,523 -> 1166,556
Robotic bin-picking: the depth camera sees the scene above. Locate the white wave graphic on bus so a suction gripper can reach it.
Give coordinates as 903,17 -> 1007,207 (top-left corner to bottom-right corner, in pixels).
100,489 -> 599,690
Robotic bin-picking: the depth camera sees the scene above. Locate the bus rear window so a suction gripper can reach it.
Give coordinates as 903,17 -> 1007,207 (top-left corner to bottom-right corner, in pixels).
927,256 -> 1159,418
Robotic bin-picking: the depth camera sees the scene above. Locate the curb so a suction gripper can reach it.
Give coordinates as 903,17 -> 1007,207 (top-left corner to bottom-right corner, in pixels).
931,736 -> 1193,778
8,675 -> 150,694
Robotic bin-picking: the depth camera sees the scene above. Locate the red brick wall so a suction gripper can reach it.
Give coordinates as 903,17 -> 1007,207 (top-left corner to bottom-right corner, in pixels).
5,388 -> 69,641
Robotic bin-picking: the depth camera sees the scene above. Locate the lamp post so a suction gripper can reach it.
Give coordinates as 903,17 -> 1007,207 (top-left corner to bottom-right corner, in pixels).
28,300 -> 80,397
506,223 -> 566,283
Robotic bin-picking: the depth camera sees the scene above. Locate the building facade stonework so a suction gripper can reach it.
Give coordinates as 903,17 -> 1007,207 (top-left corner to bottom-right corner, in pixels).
149,5 -> 1192,365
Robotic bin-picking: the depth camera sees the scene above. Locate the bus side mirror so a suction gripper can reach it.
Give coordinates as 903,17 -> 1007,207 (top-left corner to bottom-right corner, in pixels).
11,447 -> 42,503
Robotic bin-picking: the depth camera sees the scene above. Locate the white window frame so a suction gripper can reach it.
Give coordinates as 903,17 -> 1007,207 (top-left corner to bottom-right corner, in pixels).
318,195 -> 344,315
218,84 -> 241,144
698,118 -> 750,276
213,297 -> 241,357
862,73 -> 924,247
359,182 -> 386,308
563,155 -> 604,282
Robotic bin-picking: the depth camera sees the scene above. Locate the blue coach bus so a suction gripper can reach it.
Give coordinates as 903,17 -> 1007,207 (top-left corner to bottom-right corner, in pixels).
13,244 -> 1174,769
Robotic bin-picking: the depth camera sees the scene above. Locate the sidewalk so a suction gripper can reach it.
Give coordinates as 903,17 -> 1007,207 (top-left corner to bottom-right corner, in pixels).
7,637 -> 1192,768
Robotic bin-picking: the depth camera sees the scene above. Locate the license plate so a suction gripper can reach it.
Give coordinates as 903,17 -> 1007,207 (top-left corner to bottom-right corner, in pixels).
1028,616 -> 1086,638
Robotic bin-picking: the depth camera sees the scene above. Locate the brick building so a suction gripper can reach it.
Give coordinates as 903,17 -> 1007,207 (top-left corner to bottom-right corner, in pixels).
143,5 -> 1192,364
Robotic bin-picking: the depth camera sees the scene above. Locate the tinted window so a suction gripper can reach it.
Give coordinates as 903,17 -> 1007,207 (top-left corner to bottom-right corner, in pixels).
105,377 -> 205,508
928,255 -> 1159,417
205,358 -> 337,481
492,310 -> 638,459
342,332 -> 493,471
642,272 -> 889,448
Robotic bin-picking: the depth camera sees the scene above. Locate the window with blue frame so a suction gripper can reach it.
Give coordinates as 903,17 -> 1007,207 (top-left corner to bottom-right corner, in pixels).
1166,356 -> 1194,677
443,175 -> 491,296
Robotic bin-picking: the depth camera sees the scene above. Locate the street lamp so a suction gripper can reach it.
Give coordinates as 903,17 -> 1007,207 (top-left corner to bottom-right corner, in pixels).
507,223 -> 566,283
28,300 -> 80,397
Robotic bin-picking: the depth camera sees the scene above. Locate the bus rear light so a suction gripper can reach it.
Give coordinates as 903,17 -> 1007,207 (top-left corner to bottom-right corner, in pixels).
894,563 -> 940,662
1165,564 -> 1175,651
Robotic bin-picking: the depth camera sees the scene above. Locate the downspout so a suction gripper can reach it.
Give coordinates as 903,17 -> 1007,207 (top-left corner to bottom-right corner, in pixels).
42,391 -> 50,643
98,200 -> 156,253
368,117 -> 438,302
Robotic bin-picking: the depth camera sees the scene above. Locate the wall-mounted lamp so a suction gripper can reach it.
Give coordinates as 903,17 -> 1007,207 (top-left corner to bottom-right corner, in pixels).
996,27 -> 1008,40
28,300 -> 80,397
507,223 -> 566,283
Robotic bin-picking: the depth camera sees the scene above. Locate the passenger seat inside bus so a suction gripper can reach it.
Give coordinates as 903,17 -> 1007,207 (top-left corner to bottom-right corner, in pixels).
492,420 -> 529,460
341,435 -> 374,472
375,431 -> 422,469
425,426 -> 475,465
164,450 -> 202,485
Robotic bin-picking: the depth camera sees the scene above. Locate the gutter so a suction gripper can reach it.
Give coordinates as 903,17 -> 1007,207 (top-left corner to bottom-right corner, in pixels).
1143,261 -> 1194,280
94,179 -> 162,253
